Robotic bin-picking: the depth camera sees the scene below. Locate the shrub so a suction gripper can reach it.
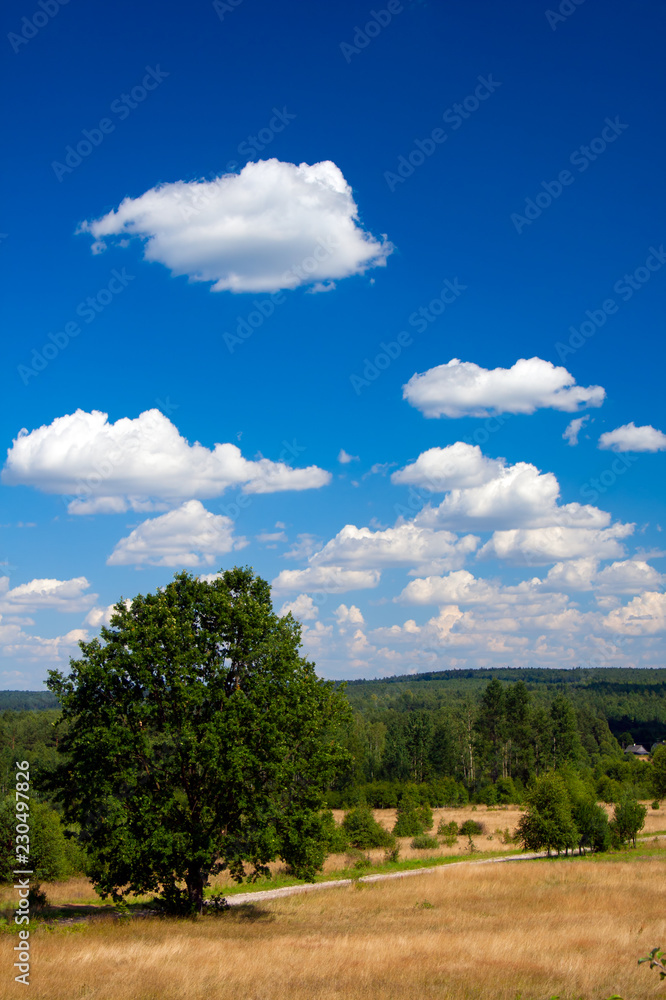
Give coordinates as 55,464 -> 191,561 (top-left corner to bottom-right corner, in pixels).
345,849 -> 371,870
319,809 -> 349,853
393,795 -> 433,838
651,800 -> 660,810
0,798 -> 89,884
495,777 -> 520,804
476,784 -> 498,807
410,834 -> 439,850
459,819 -> 485,837
342,805 -> 394,849
437,819 -> 458,837
383,843 -> 401,863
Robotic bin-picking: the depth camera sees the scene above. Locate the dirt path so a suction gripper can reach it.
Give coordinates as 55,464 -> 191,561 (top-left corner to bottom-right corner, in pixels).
221,851 -> 549,907
221,835 -> 666,908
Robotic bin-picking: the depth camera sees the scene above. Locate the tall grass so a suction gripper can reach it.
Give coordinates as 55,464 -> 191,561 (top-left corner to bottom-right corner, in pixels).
3,843 -> 665,999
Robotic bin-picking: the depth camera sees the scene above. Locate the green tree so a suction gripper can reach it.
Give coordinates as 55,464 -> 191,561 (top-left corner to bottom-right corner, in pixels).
572,799 -> 611,853
610,793 -> 647,847
550,694 -> 583,768
652,745 -> 666,801
341,804 -> 393,849
517,772 -> 579,855
47,568 -> 350,914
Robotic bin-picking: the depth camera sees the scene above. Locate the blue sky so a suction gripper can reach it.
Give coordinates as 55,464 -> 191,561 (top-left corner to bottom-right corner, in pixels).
1,0 -> 665,687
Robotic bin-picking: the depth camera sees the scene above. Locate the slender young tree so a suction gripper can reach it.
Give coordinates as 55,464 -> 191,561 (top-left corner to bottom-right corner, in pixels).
47,568 -> 351,914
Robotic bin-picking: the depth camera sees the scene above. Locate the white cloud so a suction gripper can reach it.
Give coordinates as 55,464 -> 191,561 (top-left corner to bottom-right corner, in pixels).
84,599 -> 131,628
338,449 -> 359,464
257,531 -> 287,544
393,443 -> 626,546
78,159 -> 393,293
3,409 -> 330,513
399,570 -> 498,606
391,443 -> 501,491
563,416 -> 590,446
543,558 -> 664,594
107,500 -> 247,567
279,593 -> 319,621
0,620 -> 87,664
0,576 -> 96,613
604,592 -> 666,634
403,357 -> 605,418
598,422 -> 666,453
334,604 -> 365,628
271,566 -> 380,593
478,523 -> 634,564
309,522 -> 479,574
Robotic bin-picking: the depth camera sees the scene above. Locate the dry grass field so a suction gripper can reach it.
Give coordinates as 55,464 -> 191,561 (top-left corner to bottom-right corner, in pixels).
1,804 -> 664,1000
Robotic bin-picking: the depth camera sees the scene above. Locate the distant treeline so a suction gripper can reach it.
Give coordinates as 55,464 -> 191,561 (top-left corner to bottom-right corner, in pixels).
0,690 -> 59,712
329,668 -> 666,807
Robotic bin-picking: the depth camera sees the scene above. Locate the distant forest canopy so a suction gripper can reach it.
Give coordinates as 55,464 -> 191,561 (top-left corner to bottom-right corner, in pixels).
0,690 -> 59,711
343,666 -> 666,748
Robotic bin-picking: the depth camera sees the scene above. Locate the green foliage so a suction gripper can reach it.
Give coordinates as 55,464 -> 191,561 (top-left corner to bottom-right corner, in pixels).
410,834 -> 439,849
652,745 -> 666,800
459,819 -> 484,836
318,810 -> 348,853
517,773 -> 579,855
437,819 -> 458,836
0,797 -> 88,883
342,805 -> 394,849
572,799 -> 611,853
651,800 -> 660,810
495,776 -> 520,804
393,793 -> 433,837
47,567 -> 351,913
610,793 -> 647,848
638,947 -> 666,980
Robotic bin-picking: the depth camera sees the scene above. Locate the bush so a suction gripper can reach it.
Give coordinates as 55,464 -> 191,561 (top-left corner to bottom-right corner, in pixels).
476,784 -> 498,807
437,819 -> 458,837
342,805 -> 394,849
651,800 -> 660,810
410,834 -> 439,850
459,819 -> 485,837
393,793 -> 433,838
495,777 -> 520,804
383,843 -> 400,863
319,810 -> 349,853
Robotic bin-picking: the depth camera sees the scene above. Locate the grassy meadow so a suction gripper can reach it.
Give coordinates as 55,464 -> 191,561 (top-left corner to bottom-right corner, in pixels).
1,804 -> 665,1000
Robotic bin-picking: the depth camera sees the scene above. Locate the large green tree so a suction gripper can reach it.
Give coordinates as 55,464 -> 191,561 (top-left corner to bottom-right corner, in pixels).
652,744 -> 666,801
47,568 -> 350,914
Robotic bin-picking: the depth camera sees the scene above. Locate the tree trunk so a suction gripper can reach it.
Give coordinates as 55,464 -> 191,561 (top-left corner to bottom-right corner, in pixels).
186,870 -> 205,914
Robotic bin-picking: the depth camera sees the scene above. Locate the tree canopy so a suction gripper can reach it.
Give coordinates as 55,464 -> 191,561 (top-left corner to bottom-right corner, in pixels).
47,567 -> 351,913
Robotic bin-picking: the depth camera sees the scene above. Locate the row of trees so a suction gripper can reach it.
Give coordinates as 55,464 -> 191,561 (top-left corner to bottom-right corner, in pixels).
517,771 -> 648,855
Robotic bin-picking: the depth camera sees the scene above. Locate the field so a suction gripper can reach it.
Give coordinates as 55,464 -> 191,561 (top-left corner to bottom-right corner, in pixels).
1,805 -> 665,1000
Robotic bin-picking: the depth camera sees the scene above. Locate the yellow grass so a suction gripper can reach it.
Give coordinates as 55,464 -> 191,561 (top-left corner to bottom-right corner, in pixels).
2,841 -> 665,999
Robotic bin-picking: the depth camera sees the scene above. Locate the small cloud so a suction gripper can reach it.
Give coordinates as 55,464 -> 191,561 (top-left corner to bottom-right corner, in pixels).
563,415 -> 590,446
598,422 -> 666,453
338,449 -> 359,464
279,593 -> 319,620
